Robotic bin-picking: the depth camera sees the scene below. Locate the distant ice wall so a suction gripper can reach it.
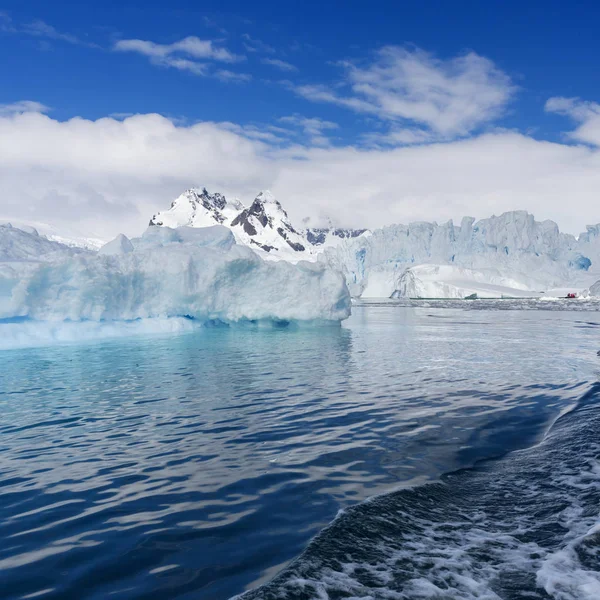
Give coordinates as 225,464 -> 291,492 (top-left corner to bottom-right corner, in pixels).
322,211 -> 600,297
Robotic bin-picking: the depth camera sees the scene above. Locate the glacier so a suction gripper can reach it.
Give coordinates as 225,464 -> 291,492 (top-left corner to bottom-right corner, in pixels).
321,211 -> 600,298
0,223 -> 351,348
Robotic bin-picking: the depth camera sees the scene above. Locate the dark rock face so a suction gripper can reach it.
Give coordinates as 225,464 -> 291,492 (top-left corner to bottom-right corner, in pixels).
250,239 -> 275,252
231,194 -> 307,253
152,187 -> 369,258
149,188 -> 231,227
231,198 -> 271,234
231,210 -> 258,236
278,228 -> 305,252
197,188 -> 227,224
306,228 -> 368,246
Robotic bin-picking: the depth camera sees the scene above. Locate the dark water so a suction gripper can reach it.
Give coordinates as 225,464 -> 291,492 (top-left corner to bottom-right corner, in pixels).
1,306 -> 599,599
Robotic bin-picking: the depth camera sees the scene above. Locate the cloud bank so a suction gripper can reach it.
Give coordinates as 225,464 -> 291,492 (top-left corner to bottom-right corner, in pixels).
1,101 -> 599,241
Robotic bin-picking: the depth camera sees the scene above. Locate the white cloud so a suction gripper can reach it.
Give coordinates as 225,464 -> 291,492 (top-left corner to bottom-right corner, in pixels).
1,107 -> 600,242
262,58 -> 298,72
113,36 -> 245,78
361,128 -> 436,146
214,70 -> 252,83
0,101 -> 50,116
292,47 -> 515,138
279,115 -> 338,146
546,96 -> 600,146
114,36 -> 242,62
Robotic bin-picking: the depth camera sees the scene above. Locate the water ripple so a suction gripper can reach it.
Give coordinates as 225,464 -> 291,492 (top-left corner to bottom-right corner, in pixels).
0,307 -> 598,599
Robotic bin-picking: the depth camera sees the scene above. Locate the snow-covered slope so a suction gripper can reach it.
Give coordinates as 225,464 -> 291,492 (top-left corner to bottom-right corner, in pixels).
228,191 -> 311,259
0,224 -> 351,347
0,219 -> 105,250
389,264 -> 537,299
150,188 -> 311,260
149,188 -> 244,230
150,188 -> 369,262
0,223 -> 85,262
322,211 -> 600,298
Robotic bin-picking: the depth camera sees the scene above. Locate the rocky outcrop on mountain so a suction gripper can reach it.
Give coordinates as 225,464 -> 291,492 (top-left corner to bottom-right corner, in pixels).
150,188 -> 369,261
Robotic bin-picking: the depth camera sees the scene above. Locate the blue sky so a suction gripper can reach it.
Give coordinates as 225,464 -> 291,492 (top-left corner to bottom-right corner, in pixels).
2,0 -> 598,141
1,1 -> 600,238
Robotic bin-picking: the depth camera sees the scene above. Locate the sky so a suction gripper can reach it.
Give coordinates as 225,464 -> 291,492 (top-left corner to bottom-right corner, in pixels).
1,0 -> 600,240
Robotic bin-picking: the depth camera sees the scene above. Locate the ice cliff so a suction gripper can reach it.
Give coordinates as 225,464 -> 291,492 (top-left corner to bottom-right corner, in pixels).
0,223 -> 351,346
321,211 -> 600,298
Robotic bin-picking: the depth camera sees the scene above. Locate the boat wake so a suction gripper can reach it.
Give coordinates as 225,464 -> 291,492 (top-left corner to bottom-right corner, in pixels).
241,384 -> 600,599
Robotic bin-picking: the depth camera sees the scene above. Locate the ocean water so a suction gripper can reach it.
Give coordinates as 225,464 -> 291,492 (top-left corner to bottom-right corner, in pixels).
1,303 -> 599,600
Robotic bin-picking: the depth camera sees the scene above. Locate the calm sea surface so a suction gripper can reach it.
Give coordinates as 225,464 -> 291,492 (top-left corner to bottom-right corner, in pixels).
1,303 -> 599,599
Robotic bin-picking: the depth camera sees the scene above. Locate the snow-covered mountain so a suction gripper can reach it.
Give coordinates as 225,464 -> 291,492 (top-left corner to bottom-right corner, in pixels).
150,188 -> 369,262
149,188 -> 244,230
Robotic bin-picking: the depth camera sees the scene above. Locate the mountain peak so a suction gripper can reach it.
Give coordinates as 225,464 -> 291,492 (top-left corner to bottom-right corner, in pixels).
255,190 -> 277,204
150,187 -> 369,261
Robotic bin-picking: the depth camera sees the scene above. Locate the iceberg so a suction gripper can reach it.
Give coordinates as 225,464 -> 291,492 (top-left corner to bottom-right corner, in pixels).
0,224 -> 351,348
98,233 -> 134,256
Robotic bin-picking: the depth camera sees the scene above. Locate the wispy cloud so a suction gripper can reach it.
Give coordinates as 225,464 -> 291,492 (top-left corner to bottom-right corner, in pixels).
23,20 -> 82,45
0,11 -> 16,33
262,58 -> 298,72
219,122 -> 286,144
360,128 -> 437,147
0,100 -> 50,116
113,36 -> 248,80
215,70 -> 252,83
1,12 -> 98,47
279,114 -> 338,146
241,33 -> 275,54
290,47 -> 515,140
114,36 -> 242,63
546,97 -> 600,147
